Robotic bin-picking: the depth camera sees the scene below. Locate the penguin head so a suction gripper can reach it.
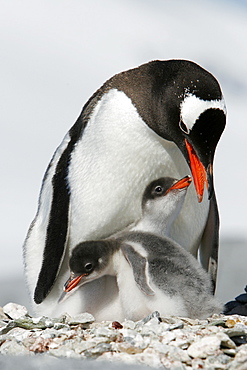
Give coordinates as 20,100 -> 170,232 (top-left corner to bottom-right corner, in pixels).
115,60 -> 226,202
63,240 -> 116,293
149,60 -> 226,202
141,176 -> 192,230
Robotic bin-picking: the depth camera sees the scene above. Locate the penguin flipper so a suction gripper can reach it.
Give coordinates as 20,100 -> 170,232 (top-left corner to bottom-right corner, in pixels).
33,121 -> 84,304
199,192 -> 219,292
33,152 -> 71,304
121,243 -> 155,296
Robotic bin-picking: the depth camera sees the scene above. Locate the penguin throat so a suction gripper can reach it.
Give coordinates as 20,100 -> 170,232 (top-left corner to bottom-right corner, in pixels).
131,209 -> 174,237
133,190 -> 187,238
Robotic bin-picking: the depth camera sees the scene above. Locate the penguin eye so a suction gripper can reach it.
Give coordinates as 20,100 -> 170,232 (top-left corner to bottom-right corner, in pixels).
154,186 -> 163,194
179,120 -> 190,134
84,263 -> 93,272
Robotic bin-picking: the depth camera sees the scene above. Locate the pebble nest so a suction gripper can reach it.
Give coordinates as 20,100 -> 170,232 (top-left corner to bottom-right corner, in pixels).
1,303 -> 247,369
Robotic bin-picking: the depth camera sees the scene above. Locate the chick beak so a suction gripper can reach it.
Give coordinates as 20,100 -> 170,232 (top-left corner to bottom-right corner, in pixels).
167,175 -> 192,193
64,274 -> 84,292
58,273 -> 85,303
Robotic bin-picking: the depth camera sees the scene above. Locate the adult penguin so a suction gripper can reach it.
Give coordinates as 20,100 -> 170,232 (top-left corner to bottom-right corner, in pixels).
23,59 -> 226,316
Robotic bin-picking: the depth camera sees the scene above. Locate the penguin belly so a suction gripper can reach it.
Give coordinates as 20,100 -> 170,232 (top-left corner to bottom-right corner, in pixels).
24,89 -> 209,317
115,253 -> 188,321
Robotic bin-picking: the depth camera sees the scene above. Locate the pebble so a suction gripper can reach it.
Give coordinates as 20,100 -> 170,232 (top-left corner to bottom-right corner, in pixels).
67,312 -> 95,325
0,307 -> 9,322
122,320 -> 136,330
1,303 -> 247,369
187,336 -> 221,358
3,303 -> 28,320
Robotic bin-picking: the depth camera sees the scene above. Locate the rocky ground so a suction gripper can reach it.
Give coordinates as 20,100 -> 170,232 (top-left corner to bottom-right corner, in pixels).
1,303 -> 247,369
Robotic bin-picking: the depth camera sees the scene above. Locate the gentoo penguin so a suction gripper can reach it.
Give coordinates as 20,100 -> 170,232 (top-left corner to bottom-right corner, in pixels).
60,177 -> 222,320
60,175 -> 222,320
58,175 -> 192,319
23,60 -> 226,317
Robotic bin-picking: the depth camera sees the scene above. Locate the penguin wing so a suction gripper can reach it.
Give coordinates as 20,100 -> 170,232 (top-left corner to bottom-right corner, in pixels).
199,191 -> 219,292
26,83 -> 115,305
121,243 -> 155,296
33,120 -> 84,304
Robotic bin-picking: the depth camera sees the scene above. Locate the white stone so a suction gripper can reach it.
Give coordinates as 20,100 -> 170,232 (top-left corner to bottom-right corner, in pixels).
168,345 -> 191,363
122,320 -> 136,330
6,327 -> 30,342
0,307 -> 9,321
235,343 -> 247,363
187,336 -> 221,358
67,312 -> 95,325
3,302 -> 28,320
161,331 -> 176,344
0,339 -> 30,355
216,331 -> 236,349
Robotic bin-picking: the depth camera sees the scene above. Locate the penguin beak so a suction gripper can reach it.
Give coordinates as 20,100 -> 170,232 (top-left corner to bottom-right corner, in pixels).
64,273 -> 85,292
57,273 -> 86,303
167,175 -> 192,192
184,139 -> 209,203
58,269 -> 99,303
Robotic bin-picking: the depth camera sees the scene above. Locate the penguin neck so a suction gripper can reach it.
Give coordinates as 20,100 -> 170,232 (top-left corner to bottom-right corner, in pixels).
110,249 -> 129,277
132,213 -> 172,237
111,248 -> 137,291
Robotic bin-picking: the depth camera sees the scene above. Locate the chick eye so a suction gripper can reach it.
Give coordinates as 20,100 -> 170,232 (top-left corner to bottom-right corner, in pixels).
84,263 -> 93,272
154,186 -> 163,194
179,120 -> 190,134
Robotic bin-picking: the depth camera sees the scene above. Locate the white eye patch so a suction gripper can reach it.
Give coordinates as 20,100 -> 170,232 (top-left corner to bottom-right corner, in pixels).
180,94 -> 226,133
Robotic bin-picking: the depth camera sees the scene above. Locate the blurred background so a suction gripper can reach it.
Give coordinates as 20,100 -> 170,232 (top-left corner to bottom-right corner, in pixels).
1,0 -> 247,312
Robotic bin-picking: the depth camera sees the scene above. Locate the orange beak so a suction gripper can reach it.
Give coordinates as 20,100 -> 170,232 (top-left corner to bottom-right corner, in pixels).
64,274 -> 84,292
185,139 -> 208,203
167,175 -> 192,193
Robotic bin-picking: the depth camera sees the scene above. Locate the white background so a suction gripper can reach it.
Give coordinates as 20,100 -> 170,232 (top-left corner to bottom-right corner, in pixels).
1,0 -> 247,307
